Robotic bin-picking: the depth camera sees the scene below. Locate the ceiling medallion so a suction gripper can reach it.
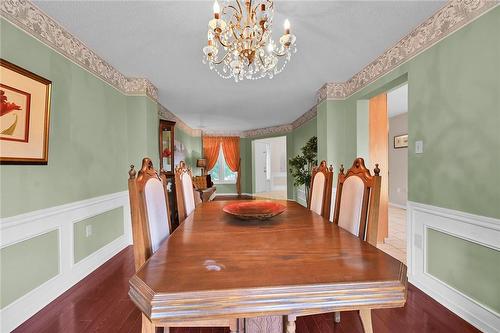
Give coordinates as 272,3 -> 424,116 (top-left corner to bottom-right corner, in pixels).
203,0 -> 297,82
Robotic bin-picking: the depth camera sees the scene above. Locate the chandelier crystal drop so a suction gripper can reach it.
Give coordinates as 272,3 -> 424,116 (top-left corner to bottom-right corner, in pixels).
202,0 -> 297,82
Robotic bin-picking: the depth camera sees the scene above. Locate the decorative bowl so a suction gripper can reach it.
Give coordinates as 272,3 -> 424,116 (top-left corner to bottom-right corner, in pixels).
223,201 -> 286,221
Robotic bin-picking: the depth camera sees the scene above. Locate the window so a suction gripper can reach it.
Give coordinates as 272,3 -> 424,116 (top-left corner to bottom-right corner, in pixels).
209,146 -> 237,184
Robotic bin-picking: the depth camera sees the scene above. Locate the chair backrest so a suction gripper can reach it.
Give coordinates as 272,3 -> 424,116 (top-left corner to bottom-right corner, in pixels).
175,161 -> 197,222
307,160 -> 334,219
333,157 -> 381,245
128,158 -> 171,271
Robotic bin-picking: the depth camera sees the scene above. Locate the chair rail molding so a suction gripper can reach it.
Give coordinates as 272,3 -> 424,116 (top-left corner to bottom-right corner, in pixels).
0,191 -> 133,333
407,201 -> 500,333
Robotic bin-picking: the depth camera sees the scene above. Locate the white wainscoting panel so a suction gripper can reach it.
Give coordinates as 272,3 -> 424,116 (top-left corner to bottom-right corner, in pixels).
0,191 -> 132,332
407,201 -> 500,333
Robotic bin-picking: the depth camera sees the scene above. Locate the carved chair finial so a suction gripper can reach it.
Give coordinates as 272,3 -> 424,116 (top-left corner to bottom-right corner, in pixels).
129,165 -> 136,179
339,164 -> 344,174
374,164 -> 380,176
329,164 -> 334,172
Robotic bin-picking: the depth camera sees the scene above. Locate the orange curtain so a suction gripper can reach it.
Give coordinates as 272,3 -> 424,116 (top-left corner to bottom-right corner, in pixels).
221,136 -> 241,195
202,136 -> 221,171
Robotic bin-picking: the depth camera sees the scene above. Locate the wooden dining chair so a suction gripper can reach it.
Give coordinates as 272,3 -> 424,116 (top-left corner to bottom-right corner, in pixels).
175,161 -> 198,222
330,157 -> 382,329
128,157 -> 172,271
129,159 -> 238,333
332,157 -> 381,245
307,160 -> 334,219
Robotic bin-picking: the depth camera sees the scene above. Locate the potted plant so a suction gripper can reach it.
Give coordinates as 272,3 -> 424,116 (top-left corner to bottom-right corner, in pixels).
288,136 -> 317,201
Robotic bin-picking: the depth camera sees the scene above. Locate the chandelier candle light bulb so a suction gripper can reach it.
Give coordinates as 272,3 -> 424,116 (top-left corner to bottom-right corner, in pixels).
203,0 -> 297,82
213,0 -> 220,19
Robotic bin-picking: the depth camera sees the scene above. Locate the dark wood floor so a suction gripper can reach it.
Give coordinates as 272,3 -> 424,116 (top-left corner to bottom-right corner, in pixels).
14,246 -> 478,333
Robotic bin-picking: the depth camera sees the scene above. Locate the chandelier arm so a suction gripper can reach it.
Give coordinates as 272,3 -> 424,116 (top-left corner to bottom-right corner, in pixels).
235,0 -> 244,18
258,53 -> 266,67
225,5 -> 242,18
212,51 -> 231,65
215,35 -> 231,48
273,49 -> 289,57
230,25 -> 241,41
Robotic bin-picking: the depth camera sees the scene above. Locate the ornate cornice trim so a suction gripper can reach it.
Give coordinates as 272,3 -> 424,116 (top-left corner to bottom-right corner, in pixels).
242,124 -> 293,138
292,105 -> 317,129
0,0 -> 158,100
158,104 -> 201,137
3,0 -> 496,139
317,0 -> 499,103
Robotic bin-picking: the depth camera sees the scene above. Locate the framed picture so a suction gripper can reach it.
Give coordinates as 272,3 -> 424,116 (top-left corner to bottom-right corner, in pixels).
394,134 -> 408,149
1,59 -> 51,164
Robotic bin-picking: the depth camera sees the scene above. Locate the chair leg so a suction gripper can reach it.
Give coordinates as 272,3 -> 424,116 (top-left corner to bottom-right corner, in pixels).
285,315 -> 296,333
334,311 -> 341,323
359,309 -> 373,333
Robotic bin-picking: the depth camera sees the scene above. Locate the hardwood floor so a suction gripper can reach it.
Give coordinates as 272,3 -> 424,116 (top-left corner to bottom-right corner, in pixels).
14,246 -> 479,333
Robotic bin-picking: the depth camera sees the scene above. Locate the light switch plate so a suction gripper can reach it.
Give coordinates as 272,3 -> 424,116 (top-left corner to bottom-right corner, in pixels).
415,140 -> 423,154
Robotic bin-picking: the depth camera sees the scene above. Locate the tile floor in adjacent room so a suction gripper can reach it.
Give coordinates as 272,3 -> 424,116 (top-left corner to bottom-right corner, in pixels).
377,206 -> 407,264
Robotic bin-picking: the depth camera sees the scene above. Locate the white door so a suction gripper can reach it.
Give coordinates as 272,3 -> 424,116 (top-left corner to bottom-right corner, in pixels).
254,142 -> 270,193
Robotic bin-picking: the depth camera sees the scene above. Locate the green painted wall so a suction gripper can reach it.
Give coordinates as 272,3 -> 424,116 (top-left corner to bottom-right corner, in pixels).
175,128 -> 202,174
0,230 -> 59,308
356,100 -> 370,165
74,207 -> 124,263
345,8 -> 500,218
127,96 -> 160,168
0,19 -> 159,218
427,228 -> 500,313
317,99 -> 357,176
0,19 -> 129,217
0,19 -> 158,307
335,8 -> 500,312
240,138 -> 252,194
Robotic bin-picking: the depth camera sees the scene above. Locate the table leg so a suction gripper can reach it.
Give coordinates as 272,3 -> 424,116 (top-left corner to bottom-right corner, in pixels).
141,314 -> 156,333
285,315 -> 296,333
229,318 -> 239,333
359,309 -> 373,333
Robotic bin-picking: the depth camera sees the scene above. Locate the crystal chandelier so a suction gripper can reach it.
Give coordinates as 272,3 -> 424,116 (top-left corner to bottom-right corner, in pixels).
202,0 -> 297,82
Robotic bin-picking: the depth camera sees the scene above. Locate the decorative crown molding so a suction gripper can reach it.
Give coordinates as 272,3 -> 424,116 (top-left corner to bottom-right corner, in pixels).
3,0 -> 497,138
317,0 -> 499,103
0,0 -> 158,100
158,104 -> 201,137
292,105 -> 317,129
242,124 -> 294,138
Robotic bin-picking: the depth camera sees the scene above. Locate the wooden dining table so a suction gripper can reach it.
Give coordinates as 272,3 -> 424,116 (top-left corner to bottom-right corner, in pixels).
129,200 -> 407,333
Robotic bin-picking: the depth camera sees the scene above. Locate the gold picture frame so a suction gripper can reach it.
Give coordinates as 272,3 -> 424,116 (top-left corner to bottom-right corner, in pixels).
394,134 -> 408,149
0,59 -> 52,164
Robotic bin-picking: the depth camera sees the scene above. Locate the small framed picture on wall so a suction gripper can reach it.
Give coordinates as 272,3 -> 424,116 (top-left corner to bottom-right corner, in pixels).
0,59 -> 52,164
394,134 -> 408,149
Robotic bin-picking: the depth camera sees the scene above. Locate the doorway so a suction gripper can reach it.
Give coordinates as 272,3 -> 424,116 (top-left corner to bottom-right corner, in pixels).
252,136 -> 287,200
369,84 -> 408,264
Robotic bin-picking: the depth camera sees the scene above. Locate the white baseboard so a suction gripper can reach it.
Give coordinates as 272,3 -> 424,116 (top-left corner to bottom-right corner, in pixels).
389,202 -> 407,209
407,201 -> 500,333
214,192 -> 253,197
0,191 -> 132,332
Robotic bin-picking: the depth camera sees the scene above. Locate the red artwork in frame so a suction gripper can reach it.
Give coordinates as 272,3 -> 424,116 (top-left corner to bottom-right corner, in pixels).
0,83 -> 31,143
0,59 -> 51,164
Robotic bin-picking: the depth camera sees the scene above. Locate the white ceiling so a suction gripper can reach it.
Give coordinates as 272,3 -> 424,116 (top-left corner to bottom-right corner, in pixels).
34,1 -> 444,131
387,83 -> 408,118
